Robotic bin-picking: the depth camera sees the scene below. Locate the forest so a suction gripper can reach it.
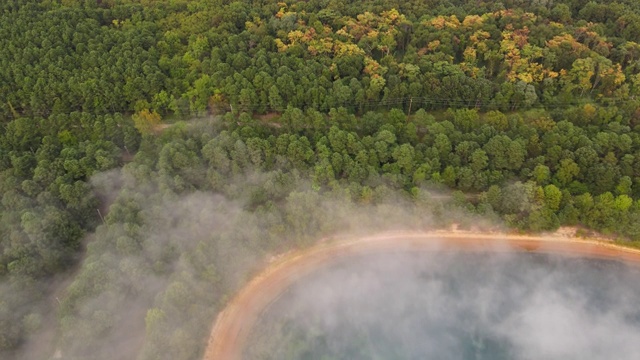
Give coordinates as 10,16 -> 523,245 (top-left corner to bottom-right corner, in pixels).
1,0 -> 640,358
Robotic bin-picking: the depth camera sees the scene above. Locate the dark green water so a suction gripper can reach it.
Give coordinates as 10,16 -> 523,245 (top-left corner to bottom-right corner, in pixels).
245,251 -> 640,360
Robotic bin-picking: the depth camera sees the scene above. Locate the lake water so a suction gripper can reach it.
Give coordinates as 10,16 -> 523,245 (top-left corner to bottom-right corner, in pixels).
245,251 -> 640,360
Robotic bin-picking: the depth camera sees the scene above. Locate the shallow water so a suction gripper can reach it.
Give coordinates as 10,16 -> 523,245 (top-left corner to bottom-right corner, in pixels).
245,252 -> 640,360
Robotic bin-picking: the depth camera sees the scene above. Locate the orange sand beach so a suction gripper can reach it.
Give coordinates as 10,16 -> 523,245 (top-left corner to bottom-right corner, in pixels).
203,231 -> 640,360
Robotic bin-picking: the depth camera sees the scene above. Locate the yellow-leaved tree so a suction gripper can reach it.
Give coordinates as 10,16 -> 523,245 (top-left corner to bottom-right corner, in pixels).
132,109 -> 162,135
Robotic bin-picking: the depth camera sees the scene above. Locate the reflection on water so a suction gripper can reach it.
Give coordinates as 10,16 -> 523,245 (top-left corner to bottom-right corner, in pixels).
246,252 -> 640,360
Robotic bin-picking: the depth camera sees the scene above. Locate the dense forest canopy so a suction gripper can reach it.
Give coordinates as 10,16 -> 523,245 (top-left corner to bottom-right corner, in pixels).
2,0 -> 640,359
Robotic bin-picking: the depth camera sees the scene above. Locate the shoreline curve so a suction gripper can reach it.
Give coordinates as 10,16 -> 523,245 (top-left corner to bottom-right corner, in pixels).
202,231 -> 640,360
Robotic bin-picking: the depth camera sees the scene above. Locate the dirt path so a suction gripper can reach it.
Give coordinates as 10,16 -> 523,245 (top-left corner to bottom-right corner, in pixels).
202,231 -> 640,360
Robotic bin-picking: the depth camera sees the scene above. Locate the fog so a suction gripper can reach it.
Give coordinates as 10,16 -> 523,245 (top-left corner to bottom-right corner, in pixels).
247,251 -> 640,360
1,162 -> 486,360
1,129 -> 637,360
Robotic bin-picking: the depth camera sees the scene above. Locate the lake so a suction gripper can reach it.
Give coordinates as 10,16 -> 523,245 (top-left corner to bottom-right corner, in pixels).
245,251 -> 640,360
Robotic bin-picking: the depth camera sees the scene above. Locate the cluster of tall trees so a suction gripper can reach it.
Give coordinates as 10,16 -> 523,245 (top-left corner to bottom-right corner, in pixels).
0,112 -> 139,354
2,0 -> 640,117
192,105 -> 640,236
1,0 -> 640,359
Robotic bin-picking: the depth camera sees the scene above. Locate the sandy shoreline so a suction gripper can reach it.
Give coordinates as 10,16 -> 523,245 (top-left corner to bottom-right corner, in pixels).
202,231 -> 640,360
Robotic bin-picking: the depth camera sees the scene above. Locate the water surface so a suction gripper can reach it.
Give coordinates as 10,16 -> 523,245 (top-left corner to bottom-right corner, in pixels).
246,252 -> 640,360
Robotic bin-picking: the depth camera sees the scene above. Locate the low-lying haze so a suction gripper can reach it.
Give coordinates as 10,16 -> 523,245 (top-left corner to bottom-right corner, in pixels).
247,251 -> 640,360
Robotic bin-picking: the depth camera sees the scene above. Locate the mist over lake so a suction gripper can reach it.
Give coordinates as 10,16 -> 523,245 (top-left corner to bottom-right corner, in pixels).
246,252 -> 640,360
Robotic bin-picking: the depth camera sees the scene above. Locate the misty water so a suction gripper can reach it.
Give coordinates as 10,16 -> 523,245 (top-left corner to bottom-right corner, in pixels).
245,251 -> 640,360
